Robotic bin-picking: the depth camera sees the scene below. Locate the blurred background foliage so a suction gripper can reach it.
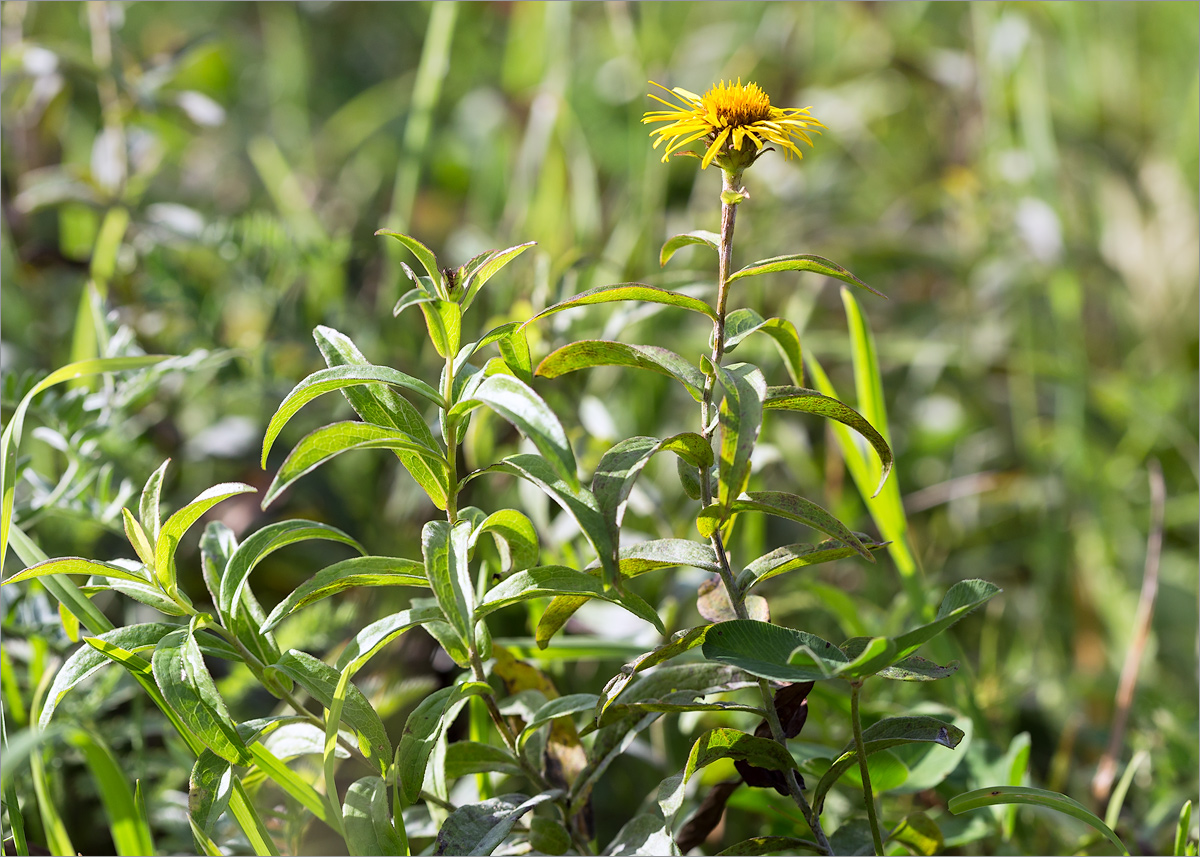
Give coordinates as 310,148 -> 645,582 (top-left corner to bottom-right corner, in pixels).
1,2 -> 1196,855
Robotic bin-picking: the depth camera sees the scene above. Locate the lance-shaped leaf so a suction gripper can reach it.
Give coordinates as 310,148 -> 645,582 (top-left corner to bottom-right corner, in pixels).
684,728 -> 798,784
535,341 -> 707,402
260,557 -> 428,633
517,694 -> 601,749
393,285 -> 434,317
476,566 -> 663,634
314,325 -> 447,510
335,605 -> 445,672
434,791 -> 561,857
397,682 -> 492,805
715,364 -> 766,511
445,742 -> 524,780
4,557 -> 150,589
375,229 -> 442,292
422,520 -> 476,650
218,520 -> 363,621
261,365 -> 445,467
948,787 -> 1130,856
342,776 -> 405,857
701,620 -> 850,682
469,509 -> 540,573
525,283 -> 718,325
727,253 -> 885,298
139,459 -> 171,544
268,650 -> 392,773
737,538 -> 887,592
660,230 -> 720,266
459,241 -> 537,308
452,374 -> 578,489
765,386 -> 892,496
840,639 -> 959,682
152,628 -> 252,765
891,579 -> 1000,659
724,309 -> 805,387
419,299 -> 463,359
698,491 -> 872,561
155,482 -> 257,590
190,751 -> 234,841
262,421 -> 446,509
599,626 -> 715,715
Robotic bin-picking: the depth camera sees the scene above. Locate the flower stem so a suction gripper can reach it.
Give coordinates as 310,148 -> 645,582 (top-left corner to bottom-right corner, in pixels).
851,680 -> 885,856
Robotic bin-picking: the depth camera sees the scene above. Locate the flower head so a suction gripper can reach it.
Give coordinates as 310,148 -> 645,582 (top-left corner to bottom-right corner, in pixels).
643,79 -> 823,172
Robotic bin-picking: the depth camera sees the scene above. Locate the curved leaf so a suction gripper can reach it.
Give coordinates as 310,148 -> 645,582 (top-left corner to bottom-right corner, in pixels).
4,557 -> 149,588
155,483 -> 257,589
334,605 -> 445,672
599,626 -> 714,715
434,792 -> 561,857
684,727 -> 797,783
423,520 -> 476,649
727,253 -> 884,297
738,538 -> 888,592
190,751 -> 233,841
659,230 -> 720,267
397,682 -> 492,805
261,365 -> 444,467
263,421 -> 445,508
260,556 -> 428,633
139,459 -> 171,544
460,241 -> 537,308
701,620 -> 849,682
892,579 -> 1000,660
765,386 -> 892,496
517,694 -> 601,749
535,341 -> 706,402
470,509 -> 540,573
476,566 -> 664,634
948,786 -> 1129,856
724,309 -> 805,387
716,364 -> 767,511
525,283 -> 717,324
343,776 -> 405,857
418,299 -> 462,359
698,491 -> 872,561
375,229 -> 442,290
841,639 -> 959,682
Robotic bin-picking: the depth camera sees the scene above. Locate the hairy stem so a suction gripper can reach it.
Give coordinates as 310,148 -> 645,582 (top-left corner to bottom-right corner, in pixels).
851,680 -> 884,856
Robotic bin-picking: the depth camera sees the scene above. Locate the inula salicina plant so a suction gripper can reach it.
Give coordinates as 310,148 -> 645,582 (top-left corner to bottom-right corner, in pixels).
1,78 -> 1166,857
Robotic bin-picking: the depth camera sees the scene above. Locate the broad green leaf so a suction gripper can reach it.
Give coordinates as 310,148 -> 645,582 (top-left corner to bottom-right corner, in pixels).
724,309 -> 805,387
453,374 -> 578,489
1,354 -> 169,579
261,365 -> 445,467
139,459 -> 171,544
396,682 -> 492,805
445,741 -> 524,780
190,752 -> 233,839
715,837 -> 823,856
419,299 -> 462,359
155,482 -> 257,591
40,623 -> 178,728
3,557 -> 149,588
893,706 -> 973,794
261,557 -> 428,633
948,786 -> 1129,856
525,283 -> 718,324
268,650 -> 392,774
698,492 -> 872,561
460,241 -> 537,309
152,628 -> 252,765
476,566 -> 664,634
659,230 -> 719,266
727,253 -> 884,297
684,727 -> 797,783
470,509 -> 540,573
218,520 -> 363,621
433,791 -> 561,856
701,620 -> 849,682
738,538 -> 887,592
529,817 -> 573,856
263,421 -> 446,508
765,386 -> 893,496
716,364 -> 766,511
375,229 -> 442,292
314,325 -> 447,510
423,520 -> 476,649
535,341 -> 706,402
609,538 -> 720,576
813,716 -> 966,812
517,693 -> 600,748
334,605 -> 444,672
343,777 -> 405,857
892,580 -> 1000,660
605,813 -> 679,857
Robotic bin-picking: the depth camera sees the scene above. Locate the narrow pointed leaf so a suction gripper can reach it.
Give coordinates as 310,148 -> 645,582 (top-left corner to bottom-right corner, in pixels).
139,459 -> 171,543
892,580 -> 1000,659
948,787 -> 1129,856
698,492 -> 872,561
155,483 -> 257,589
260,557 -> 428,633
461,241 -> 537,309
477,566 -> 663,633
728,253 -> 884,297
716,364 -> 766,511
434,792 -> 561,856
660,230 -> 719,266
724,309 -> 805,387
535,341 -> 706,402
375,229 -> 441,288
684,728 -> 798,783
122,509 -> 156,569
469,509 -> 540,573
840,639 -> 960,682
525,283 -> 717,324
397,682 -> 492,805
738,538 -> 887,591
423,520 -> 476,648
517,694 -> 601,749
4,557 -> 149,588
600,626 -> 714,715
701,620 -> 849,682
334,605 -> 445,672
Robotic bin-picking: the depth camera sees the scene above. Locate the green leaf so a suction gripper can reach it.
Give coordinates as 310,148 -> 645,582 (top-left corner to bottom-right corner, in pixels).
268,650 -> 392,774
343,776 -> 405,857
139,459 -> 171,544
724,309 -> 805,387
891,580 -> 1000,660
434,791 -> 561,856
698,492 -> 872,561
423,520 -> 476,650
525,283 -> 717,324
888,813 -> 944,857
840,640 -> 959,682
517,693 -> 600,749
716,364 -> 766,511
261,365 -> 445,467
218,520 -> 363,622
228,776 -> 280,856
1175,800 -> 1192,857
152,628 -> 252,765
609,538 -> 720,576
476,566 -> 664,634
470,509 -> 540,573
3,557 -> 149,588
453,374 -> 578,489
334,605 -> 444,672
261,557 -> 428,633
535,341 -> 706,402
599,627 -> 716,715
393,285 -> 434,317
605,813 -> 679,857
190,752 -> 233,839
660,230 -> 720,266
419,299 -> 463,359
727,253 -> 884,297
684,727 -> 797,784
445,741 -> 524,780
314,325 -> 447,510
122,508 -> 156,569
397,682 -> 492,805
1,355 -> 169,579
948,786 -> 1130,856
40,623 -> 179,728
738,539 -> 887,592
764,386 -> 892,497
155,482 -> 257,591
8,524 -> 113,635
715,837 -> 822,856
263,421 -> 446,509
701,620 -> 849,682
375,229 -> 442,292
460,241 -> 537,309
813,716 -> 966,813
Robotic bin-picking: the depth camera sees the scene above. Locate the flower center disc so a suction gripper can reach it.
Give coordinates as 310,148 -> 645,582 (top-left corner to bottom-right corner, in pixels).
704,81 -> 774,127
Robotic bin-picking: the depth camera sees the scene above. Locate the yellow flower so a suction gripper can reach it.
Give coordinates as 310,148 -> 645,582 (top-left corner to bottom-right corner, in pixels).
643,79 -> 823,171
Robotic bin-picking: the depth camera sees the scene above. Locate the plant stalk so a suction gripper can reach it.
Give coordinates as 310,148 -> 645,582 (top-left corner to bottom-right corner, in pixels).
851,680 -> 885,856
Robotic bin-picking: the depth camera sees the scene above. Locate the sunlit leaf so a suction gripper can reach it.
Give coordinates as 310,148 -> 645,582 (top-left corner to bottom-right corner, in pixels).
525,282 -> 717,324
536,341 -> 706,402
727,253 -> 884,297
